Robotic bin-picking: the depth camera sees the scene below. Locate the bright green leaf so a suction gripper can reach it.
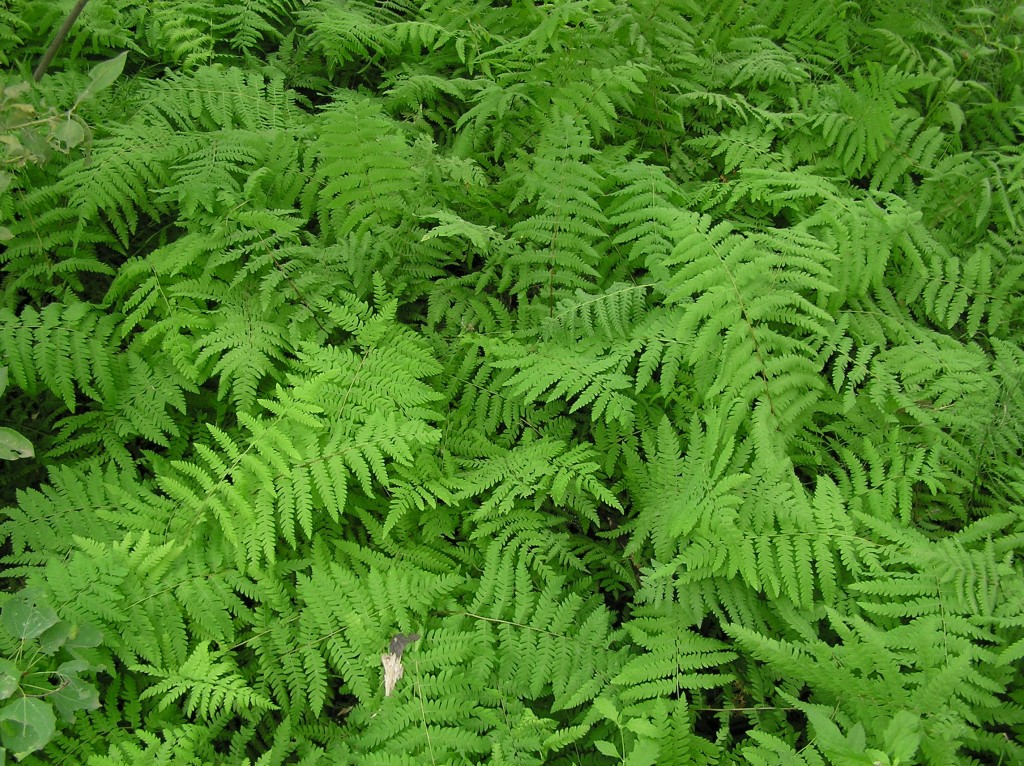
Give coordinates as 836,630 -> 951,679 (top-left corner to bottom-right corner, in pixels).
624,738 -> 659,766
0,428 -> 33,461
78,51 -> 128,103
625,717 -> 659,737
883,711 -> 921,762
594,740 -> 620,758
593,696 -> 619,723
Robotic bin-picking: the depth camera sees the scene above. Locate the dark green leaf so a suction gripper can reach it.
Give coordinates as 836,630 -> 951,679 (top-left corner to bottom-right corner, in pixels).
0,662 -> 19,701
0,698 -> 55,756
50,678 -> 99,724
36,622 -> 71,655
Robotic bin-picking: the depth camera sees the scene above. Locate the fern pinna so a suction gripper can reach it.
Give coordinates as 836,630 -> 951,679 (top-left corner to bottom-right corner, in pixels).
0,0 -> 1022,764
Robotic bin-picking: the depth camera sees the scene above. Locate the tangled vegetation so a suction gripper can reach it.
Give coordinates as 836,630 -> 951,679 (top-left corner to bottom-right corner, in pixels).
0,0 -> 1022,763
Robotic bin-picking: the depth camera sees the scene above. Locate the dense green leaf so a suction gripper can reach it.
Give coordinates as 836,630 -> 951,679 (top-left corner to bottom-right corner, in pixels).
0,698 -> 54,756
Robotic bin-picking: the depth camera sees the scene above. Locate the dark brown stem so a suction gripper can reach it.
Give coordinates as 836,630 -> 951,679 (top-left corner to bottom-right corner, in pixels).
33,0 -> 92,82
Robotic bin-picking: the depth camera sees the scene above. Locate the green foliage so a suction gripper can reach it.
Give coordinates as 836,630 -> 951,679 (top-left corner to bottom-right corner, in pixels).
0,367 -> 32,460
0,0 -> 1022,764
0,589 -> 103,760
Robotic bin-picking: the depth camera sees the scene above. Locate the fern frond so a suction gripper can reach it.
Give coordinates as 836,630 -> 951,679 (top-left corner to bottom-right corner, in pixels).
36,532 -> 188,667
137,641 -> 276,719
0,5 -> 28,65
303,96 -> 422,241
190,291 -> 292,412
0,302 -> 119,409
653,211 -> 835,430
808,62 -> 926,178
454,434 -> 621,535
2,460 -> 130,564
483,335 -> 635,430
463,537 -> 625,712
300,0 -> 398,74
723,36 -> 810,91
145,0 -> 216,67
614,605 -> 737,703
297,559 -> 460,705
501,111 -> 608,301
213,0 -> 294,52
544,283 -> 650,344
60,66 -> 303,247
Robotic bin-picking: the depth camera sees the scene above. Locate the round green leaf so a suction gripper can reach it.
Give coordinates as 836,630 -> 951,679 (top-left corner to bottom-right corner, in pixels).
55,660 -> 88,676
65,622 -> 103,650
0,697 -> 55,756
0,428 -> 33,461
1,592 -> 57,640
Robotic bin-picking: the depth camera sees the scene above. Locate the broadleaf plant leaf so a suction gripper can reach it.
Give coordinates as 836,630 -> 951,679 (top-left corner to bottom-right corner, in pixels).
0,697 -> 55,756
1,591 -> 58,640
77,52 -> 128,103
0,428 -> 33,461
0,662 -> 19,701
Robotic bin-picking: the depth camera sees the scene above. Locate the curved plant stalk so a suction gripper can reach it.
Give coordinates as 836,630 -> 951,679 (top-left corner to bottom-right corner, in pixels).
33,0 -> 92,82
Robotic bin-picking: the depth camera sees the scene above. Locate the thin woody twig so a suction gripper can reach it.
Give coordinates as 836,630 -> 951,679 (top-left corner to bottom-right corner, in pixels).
33,0 -> 92,82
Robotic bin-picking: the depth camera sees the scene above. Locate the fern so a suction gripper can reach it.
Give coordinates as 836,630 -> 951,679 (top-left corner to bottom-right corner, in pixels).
136,641 -> 276,719
650,211 -> 835,432
299,0 -> 398,76
806,62 -> 928,179
482,335 -> 635,430
302,96 -> 423,241
0,302 -> 189,467
501,111 -> 608,304
2,0 -> 1024,762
